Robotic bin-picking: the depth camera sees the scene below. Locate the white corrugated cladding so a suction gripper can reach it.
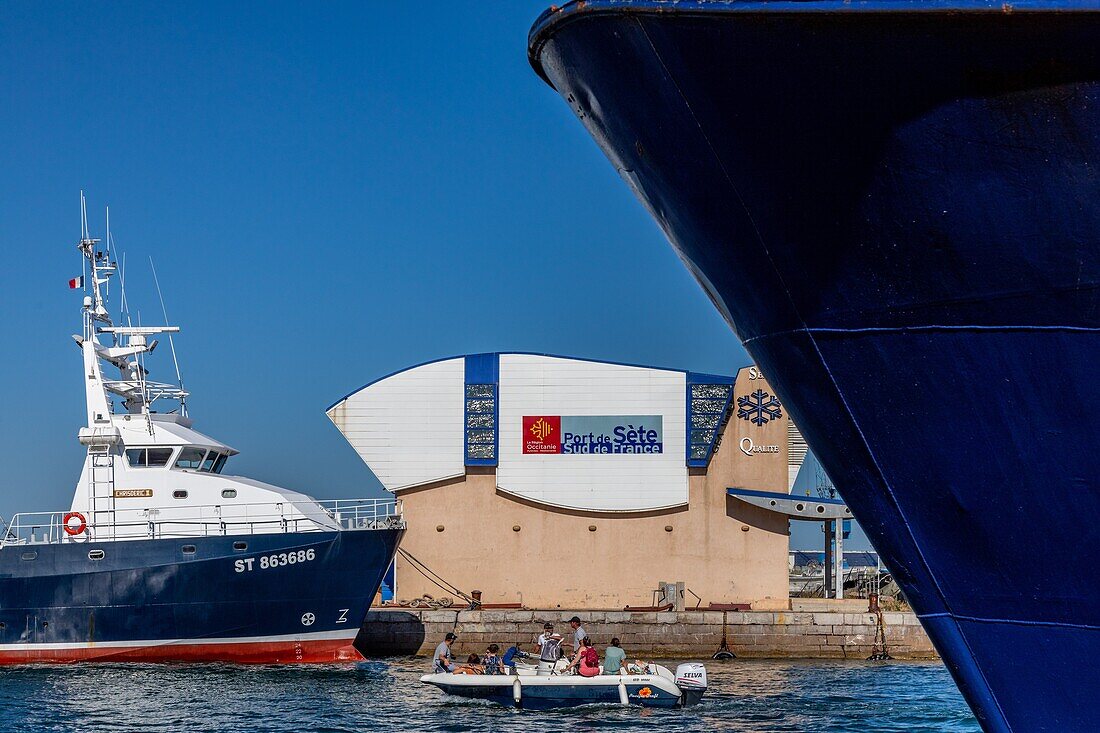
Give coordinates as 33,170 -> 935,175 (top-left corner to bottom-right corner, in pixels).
496,354 -> 688,511
788,420 -> 808,491
326,358 -> 465,491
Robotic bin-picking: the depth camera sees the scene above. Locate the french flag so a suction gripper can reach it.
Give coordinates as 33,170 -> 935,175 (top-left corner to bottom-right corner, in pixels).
68,275 -> 83,289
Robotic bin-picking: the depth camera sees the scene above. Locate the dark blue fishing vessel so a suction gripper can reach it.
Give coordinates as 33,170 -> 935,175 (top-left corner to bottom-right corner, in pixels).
529,3 -> 1099,731
0,198 -> 404,663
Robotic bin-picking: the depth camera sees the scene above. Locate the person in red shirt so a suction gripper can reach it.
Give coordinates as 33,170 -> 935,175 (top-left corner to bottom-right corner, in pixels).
566,636 -> 600,677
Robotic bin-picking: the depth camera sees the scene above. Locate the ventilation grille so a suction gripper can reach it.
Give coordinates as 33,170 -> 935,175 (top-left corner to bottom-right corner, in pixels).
788,421 -> 809,491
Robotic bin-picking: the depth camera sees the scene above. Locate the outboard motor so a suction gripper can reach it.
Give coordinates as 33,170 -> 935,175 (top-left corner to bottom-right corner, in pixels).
675,663 -> 708,706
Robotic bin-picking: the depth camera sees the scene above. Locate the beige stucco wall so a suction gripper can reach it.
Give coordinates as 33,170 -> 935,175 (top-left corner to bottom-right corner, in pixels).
391,368 -> 793,609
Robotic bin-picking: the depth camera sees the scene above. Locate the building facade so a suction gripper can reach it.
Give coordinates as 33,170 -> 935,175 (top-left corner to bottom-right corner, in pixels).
328,353 -> 804,609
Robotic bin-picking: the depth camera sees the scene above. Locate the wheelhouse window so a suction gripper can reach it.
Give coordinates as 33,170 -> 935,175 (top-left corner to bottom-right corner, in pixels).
147,448 -> 173,466
200,452 -> 220,472
167,448 -> 229,473
174,447 -> 206,470
126,448 -> 175,467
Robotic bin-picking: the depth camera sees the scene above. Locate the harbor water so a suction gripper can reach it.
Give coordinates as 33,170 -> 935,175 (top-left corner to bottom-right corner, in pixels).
0,658 -> 978,732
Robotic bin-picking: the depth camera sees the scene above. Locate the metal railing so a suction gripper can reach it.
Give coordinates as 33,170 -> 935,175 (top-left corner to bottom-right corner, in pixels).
320,498 -> 405,531
788,549 -> 884,599
0,497 -> 403,547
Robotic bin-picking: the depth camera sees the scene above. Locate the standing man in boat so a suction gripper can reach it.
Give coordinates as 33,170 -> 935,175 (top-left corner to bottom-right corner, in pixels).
537,631 -> 564,674
569,616 -> 588,655
433,632 -> 458,673
536,621 -> 554,647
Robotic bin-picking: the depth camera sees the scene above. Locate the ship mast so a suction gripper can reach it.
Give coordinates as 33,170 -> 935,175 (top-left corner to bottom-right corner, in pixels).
74,193 -> 188,430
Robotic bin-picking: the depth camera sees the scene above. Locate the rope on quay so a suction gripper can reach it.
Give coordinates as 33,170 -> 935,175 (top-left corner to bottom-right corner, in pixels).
396,548 -> 476,608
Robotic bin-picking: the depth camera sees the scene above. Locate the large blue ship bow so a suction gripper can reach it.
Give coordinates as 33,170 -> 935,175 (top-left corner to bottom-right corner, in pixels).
530,2 -> 1099,731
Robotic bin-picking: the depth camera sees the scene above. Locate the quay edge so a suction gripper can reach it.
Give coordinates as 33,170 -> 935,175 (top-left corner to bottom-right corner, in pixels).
357,607 -> 938,660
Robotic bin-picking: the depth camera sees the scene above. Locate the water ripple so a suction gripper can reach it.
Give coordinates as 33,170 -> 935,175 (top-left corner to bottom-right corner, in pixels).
0,658 -> 978,733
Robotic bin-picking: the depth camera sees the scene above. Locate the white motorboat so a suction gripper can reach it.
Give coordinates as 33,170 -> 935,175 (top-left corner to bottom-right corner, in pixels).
420,661 -> 708,709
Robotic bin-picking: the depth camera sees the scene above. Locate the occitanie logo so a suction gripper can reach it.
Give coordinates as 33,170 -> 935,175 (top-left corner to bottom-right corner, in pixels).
529,417 -> 554,441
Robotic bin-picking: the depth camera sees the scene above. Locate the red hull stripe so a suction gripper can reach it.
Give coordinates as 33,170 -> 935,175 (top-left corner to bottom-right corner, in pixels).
0,638 -> 362,665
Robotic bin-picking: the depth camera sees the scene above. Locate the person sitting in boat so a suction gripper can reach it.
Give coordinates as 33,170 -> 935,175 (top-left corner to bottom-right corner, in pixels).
566,636 -> 600,677
603,637 -> 627,674
433,632 -> 458,673
536,621 -> 554,647
627,659 -> 652,674
482,644 -> 504,675
454,654 -> 485,675
503,642 -> 521,669
501,642 -> 534,669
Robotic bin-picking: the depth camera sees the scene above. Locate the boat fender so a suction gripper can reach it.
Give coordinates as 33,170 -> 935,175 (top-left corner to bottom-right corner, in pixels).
63,512 -> 87,537
513,678 -> 522,705
618,680 -> 629,705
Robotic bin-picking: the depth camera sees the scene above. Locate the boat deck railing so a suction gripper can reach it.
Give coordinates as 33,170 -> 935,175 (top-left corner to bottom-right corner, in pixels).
0,497 -> 403,546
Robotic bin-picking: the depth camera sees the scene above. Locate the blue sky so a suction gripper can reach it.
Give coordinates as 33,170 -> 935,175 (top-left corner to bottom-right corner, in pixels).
0,1 -> 864,551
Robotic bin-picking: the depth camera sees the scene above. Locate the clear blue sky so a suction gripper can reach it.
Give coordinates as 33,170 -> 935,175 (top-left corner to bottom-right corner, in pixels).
0,1 -> 865,551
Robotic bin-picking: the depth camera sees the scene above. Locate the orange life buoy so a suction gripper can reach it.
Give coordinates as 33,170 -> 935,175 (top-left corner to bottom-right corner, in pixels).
63,512 -> 87,536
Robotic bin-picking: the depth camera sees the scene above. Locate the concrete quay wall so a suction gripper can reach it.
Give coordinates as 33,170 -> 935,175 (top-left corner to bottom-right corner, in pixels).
356,608 -> 938,660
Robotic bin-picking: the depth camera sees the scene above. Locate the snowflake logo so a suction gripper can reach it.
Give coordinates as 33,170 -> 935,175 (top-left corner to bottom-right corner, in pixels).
737,389 -> 783,426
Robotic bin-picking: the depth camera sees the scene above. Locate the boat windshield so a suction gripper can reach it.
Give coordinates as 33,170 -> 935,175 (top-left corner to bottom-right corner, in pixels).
168,447 -> 229,473
174,447 -> 206,470
200,452 -> 219,472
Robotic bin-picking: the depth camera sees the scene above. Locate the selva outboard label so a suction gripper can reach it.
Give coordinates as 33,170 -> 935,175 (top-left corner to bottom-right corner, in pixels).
523,415 -> 663,455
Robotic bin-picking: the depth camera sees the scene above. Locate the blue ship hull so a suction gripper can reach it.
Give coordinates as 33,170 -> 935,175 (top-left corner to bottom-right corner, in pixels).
0,528 -> 402,663
529,3 -> 1100,731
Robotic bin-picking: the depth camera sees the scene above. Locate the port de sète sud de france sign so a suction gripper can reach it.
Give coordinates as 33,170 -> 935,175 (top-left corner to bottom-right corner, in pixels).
523,415 -> 663,455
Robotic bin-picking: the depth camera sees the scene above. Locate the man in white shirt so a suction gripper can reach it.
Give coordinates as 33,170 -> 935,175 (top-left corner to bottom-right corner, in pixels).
536,621 -> 555,648
535,622 -> 563,673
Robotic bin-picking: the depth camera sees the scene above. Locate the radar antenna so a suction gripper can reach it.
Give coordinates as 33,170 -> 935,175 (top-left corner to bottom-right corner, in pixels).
79,191 -> 90,293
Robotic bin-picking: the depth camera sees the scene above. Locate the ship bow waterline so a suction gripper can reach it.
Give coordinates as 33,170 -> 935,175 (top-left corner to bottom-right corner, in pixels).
530,3 -> 1100,731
